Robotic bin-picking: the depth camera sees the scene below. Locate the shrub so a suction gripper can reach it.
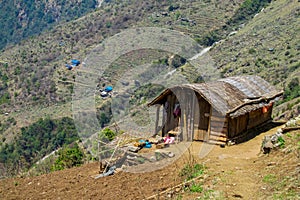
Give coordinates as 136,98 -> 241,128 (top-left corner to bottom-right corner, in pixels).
179,163 -> 205,180
101,128 -> 116,141
51,143 -> 84,171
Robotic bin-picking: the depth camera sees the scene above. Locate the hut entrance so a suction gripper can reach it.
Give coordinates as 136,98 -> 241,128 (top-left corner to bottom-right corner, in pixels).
193,96 -> 211,141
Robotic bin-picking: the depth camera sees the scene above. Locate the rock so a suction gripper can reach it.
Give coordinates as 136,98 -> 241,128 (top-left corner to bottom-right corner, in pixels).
167,152 -> 175,158
128,146 -> 140,153
262,140 -> 273,154
267,162 -> 276,166
264,141 -> 274,148
276,128 -> 283,134
232,194 -> 243,198
227,140 -> 235,146
127,155 -> 137,160
150,156 -> 156,162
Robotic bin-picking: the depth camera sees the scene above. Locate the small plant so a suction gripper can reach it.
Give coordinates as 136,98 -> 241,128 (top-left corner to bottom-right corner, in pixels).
100,128 -> 117,141
263,174 -> 276,184
277,136 -> 285,148
179,163 -> 205,180
189,182 -> 203,193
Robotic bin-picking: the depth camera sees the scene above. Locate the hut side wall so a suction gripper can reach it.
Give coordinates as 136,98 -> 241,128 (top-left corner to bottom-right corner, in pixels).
228,104 -> 273,139
228,114 -> 248,138
208,108 -> 228,143
247,105 -> 272,130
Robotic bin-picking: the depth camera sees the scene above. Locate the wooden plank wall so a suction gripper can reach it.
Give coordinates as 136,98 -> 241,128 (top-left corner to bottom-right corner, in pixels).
208,108 -> 228,144
247,107 -> 272,130
228,104 -> 273,140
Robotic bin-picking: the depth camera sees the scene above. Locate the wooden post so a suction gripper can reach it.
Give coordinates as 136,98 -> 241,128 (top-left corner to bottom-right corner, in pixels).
190,92 -> 195,141
162,103 -> 166,137
155,105 -> 160,135
98,141 -> 102,173
206,107 -> 212,142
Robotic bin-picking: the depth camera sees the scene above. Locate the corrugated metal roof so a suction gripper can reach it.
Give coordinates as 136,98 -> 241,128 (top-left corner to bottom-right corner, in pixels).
148,75 -> 283,117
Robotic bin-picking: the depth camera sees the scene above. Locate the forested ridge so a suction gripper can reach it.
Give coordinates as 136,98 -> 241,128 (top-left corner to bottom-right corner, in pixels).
0,0 -> 97,50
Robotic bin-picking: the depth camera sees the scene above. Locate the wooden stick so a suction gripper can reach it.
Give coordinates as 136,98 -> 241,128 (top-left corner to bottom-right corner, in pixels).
144,175 -> 204,200
282,126 -> 300,133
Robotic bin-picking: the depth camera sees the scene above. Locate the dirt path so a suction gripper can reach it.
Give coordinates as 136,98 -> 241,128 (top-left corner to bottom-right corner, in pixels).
1,123 -> 295,200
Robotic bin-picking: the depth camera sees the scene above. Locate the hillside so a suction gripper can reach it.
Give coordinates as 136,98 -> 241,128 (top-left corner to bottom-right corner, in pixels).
0,0 -> 299,183
0,120 -> 299,199
211,0 -> 300,118
0,0 -> 98,50
0,0 -> 245,148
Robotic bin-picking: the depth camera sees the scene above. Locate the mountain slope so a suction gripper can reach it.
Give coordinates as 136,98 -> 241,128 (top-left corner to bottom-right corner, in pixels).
0,0 -> 98,50
211,0 -> 300,118
0,0 -> 299,175
0,0 -> 244,112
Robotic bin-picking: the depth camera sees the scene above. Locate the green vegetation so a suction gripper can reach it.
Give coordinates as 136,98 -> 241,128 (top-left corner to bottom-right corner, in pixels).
263,174 -> 277,184
51,143 -> 84,171
0,0 -> 97,50
189,182 -> 203,193
228,0 -> 271,27
283,78 -> 300,102
179,163 -> 205,181
0,117 -> 16,136
0,92 -> 10,105
277,136 -> 285,148
0,117 -> 78,175
198,0 -> 271,46
100,128 -> 117,141
130,83 -> 165,106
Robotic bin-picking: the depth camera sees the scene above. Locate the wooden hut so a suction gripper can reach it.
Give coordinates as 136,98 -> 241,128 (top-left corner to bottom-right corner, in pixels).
148,75 -> 283,145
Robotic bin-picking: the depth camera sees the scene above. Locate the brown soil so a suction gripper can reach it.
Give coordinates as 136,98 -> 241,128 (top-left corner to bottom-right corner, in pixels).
1,124 -> 299,200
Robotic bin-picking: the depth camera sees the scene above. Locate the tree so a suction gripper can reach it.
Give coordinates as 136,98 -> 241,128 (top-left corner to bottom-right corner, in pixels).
51,144 -> 84,171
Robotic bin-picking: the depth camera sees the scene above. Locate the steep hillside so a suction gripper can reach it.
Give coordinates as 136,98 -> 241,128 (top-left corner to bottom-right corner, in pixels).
0,0 -> 244,144
0,0 -> 299,176
0,0 -> 245,112
0,0 -> 98,50
0,121 -> 298,199
211,0 -> 300,118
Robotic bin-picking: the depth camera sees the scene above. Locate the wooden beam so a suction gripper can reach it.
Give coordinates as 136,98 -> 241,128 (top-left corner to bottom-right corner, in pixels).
227,92 -> 283,116
155,105 -> 160,135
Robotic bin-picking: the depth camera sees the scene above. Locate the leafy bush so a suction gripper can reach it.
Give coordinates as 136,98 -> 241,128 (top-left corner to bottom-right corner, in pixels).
282,78 -> 300,102
51,143 -> 84,171
196,30 -> 222,46
179,163 -> 205,180
189,182 -> 203,193
0,92 -> 10,105
100,128 -> 116,141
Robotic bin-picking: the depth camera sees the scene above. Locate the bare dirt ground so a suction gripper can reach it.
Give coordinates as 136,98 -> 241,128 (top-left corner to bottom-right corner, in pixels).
0,123 -> 299,200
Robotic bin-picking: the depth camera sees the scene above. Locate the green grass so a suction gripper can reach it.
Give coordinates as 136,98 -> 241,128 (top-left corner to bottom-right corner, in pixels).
189,182 -> 203,193
263,174 -> 277,184
179,163 -> 205,180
